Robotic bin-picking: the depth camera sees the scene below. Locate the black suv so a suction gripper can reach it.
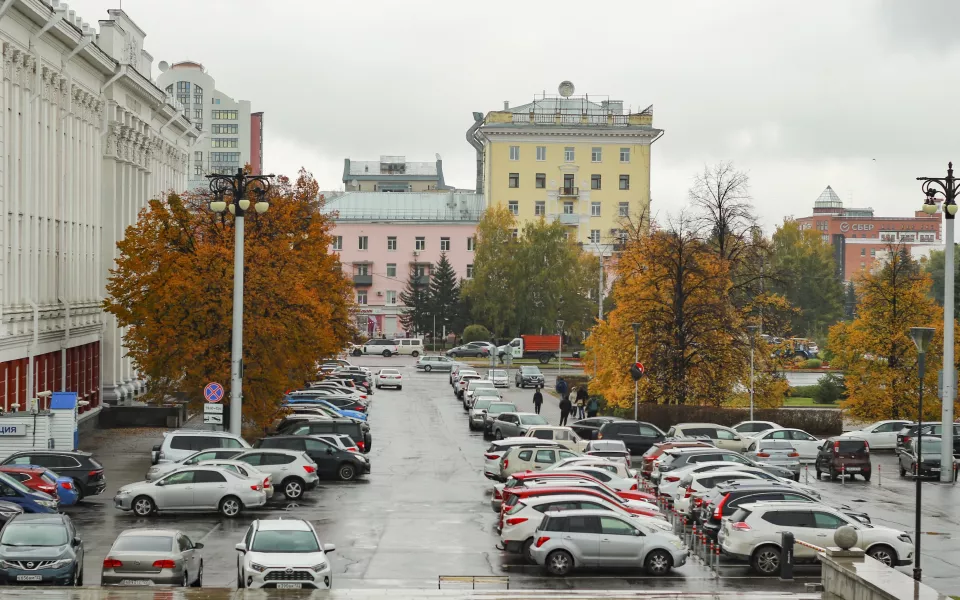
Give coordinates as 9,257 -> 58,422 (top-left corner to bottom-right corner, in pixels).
0,513 -> 83,585
596,420 -> 665,455
1,451 -> 105,499
515,366 -> 544,389
569,416 -> 627,441
258,435 -> 370,481
276,418 -> 372,453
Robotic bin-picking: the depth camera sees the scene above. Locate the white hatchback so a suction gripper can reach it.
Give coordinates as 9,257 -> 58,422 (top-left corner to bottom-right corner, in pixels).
750,428 -> 821,462
237,518 -> 336,589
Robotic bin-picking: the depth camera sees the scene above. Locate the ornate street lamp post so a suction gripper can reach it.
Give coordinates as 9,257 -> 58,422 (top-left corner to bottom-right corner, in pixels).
910,326 -> 935,582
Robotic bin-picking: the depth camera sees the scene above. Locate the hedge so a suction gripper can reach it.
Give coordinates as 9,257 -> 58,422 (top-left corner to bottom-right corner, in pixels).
614,403 -> 842,436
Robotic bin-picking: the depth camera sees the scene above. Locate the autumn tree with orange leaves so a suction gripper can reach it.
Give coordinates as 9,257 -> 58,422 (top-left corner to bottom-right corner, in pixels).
104,170 -> 353,430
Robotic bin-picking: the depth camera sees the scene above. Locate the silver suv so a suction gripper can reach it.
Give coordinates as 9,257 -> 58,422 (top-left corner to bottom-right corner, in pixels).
416,355 -> 456,372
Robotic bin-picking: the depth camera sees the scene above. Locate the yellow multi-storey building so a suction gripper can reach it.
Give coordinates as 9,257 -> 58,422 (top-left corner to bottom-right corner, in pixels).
468,82 -> 662,252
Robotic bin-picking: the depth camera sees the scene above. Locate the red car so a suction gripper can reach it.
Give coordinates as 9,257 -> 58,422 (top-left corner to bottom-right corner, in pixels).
0,466 -> 57,497
498,485 -> 662,530
639,440 -> 714,479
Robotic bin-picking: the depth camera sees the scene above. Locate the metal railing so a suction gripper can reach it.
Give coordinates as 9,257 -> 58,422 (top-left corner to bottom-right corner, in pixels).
559,186 -> 579,196
438,575 -> 509,589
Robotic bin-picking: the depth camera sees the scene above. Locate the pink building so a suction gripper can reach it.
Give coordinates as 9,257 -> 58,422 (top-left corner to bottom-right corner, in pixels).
324,192 -> 484,336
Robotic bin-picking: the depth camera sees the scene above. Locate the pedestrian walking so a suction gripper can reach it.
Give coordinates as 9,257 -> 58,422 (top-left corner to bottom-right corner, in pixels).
586,396 -> 600,418
555,376 -> 569,401
573,389 -> 585,419
559,396 -> 572,426
532,386 -> 544,415
576,386 -> 588,419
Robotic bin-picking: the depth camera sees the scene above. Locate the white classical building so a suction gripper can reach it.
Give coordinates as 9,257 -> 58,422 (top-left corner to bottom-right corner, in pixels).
0,1 -> 197,414
156,62 -> 252,191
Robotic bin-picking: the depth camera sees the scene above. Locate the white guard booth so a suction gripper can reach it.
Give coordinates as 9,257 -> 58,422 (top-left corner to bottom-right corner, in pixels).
0,392 -> 79,461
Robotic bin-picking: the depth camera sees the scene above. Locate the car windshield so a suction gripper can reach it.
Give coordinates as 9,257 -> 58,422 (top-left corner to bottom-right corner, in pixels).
519,415 -> 549,425
919,439 -> 942,455
0,472 -> 34,495
491,371 -> 507,377
251,530 -> 320,553
488,403 -> 517,414
380,370 -> 399,375
473,399 -> 494,410
521,367 -> 541,374
113,536 -> 175,552
0,523 -> 68,547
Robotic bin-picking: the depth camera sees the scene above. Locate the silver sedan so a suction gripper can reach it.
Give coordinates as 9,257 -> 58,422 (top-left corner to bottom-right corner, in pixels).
114,466 -> 266,518
101,529 -> 203,587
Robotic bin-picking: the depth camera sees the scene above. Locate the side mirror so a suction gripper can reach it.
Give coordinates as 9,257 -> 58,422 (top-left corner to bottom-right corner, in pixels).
323,543 -> 336,554
633,529 -> 642,536
235,543 -> 247,553
193,542 -> 204,549
326,448 -> 334,455
155,480 -> 164,487
72,537 -> 81,547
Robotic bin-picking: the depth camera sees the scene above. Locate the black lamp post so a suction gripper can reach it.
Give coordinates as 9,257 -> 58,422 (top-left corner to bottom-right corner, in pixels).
909,326 -> 934,582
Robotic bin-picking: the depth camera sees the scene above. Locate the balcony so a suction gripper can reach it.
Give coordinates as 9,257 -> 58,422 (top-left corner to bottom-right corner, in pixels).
558,186 -> 579,197
414,275 -> 431,286
353,274 -> 373,286
550,213 -> 580,226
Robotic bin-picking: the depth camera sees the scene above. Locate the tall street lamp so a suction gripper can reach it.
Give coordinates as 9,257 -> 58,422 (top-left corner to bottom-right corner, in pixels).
632,322 -> 641,421
910,326 -> 935,582
207,168 -> 275,436
556,320 -> 565,380
746,325 -> 759,421
917,163 -> 958,482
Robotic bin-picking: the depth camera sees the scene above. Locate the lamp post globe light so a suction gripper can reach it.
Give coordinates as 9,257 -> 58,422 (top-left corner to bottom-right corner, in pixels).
206,168 -> 275,436
917,163 -> 958,482
909,326 -> 935,582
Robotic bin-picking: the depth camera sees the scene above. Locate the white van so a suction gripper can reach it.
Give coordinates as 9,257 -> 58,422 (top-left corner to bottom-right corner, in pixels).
395,338 -> 424,357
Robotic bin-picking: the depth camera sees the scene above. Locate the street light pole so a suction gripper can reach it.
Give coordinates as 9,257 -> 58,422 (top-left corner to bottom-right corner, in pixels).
917,164 -> 958,482
747,326 -> 758,421
632,323 -> 641,421
206,169 -> 275,436
910,327 -> 934,582
556,320 -> 564,379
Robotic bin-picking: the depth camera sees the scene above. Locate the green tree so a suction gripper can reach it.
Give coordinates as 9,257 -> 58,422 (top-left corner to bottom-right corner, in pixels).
462,324 -> 492,343
843,280 -> 858,321
398,269 -> 430,335
427,253 -> 461,337
463,206 -> 517,336
770,219 -> 844,337
924,244 -> 960,316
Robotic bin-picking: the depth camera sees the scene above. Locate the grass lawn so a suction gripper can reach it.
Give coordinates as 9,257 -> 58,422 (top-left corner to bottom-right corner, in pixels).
784,397 -> 838,407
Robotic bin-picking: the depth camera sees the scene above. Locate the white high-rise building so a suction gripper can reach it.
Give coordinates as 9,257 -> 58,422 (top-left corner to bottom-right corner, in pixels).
156,62 -> 252,190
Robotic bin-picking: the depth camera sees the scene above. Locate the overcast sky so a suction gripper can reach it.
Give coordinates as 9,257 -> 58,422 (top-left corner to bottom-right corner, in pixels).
66,0 -> 960,232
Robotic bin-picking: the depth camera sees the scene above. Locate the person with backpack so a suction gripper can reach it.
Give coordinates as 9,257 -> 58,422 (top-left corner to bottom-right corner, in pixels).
555,376 -> 568,401
532,385 -> 544,415
586,396 -> 600,418
558,396 -> 572,426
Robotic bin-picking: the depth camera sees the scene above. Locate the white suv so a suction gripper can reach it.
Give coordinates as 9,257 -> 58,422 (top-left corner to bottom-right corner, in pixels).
236,518 -> 336,589
719,501 -> 914,575
361,339 -> 399,357
153,430 -> 250,464
231,449 -> 320,500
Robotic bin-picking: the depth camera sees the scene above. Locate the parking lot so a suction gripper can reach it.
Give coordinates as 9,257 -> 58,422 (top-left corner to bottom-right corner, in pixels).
62,356 -> 960,595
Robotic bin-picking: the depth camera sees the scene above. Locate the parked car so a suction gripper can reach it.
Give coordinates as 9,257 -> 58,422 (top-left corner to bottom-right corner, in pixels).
145,449 -> 244,481
523,426 -> 586,452
917,422 -> 960,456
0,472 -> 58,513
719,501 -> 914,574
1,450 -> 106,499
416,355 -> 456,372
482,369 -> 506,388
236,518 -> 335,590
308,433 -> 360,453
515,366 -> 545,389
375,368 -> 403,390
394,337 -> 424,356
482,439 -> 566,480
653,447 -> 796,484
230,449 -> 320,499
497,445 -> 580,480
0,513 -> 83,586
195,460 -> 275,499
731,421 -> 781,436
898,437 -> 954,478
495,473 -> 654,513
530,510 -> 686,576
469,397 -> 498,431
583,440 -> 631,469
500,486 -> 661,527
450,364 -> 474,386
665,423 -> 747,451
814,437 -> 872,481
746,428 -> 821,462
455,373 -> 482,398
463,379 -> 496,407
285,398 -> 367,422
0,466 -> 57,497
839,420 -> 911,450
491,412 -> 550,440
595,420 -> 665,455
570,416 -> 627,441
276,418 -> 372,453
0,501 -> 21,526
673,470 -> 766,517
361,338 -> 399,357
150,430 -> 249,465
744,440 -> 801,479
257,435 -> 370,481
547,457 -> 638,481
101,528 -> 203,587
114,466 -> 267,517
550,466 -> 641,492
447,343 -> 490,358
638,441 -> 715,479
483,402 -> 520,438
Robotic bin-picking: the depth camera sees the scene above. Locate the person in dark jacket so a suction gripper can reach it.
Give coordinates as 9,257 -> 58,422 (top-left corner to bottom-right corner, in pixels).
558,397 -> 572,426
532,386 -> 544,414
575,386 -> 588,419
556,377 -> 569,399
586,396 -> 600,418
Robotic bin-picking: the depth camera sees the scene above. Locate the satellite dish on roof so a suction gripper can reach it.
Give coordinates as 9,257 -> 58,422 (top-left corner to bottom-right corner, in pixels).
158,61 -> 169,72
558,81 -> 575,97
350,179 -> 359,188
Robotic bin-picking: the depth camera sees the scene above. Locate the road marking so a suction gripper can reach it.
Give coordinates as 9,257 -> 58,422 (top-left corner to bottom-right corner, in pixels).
198,522 -> 222,543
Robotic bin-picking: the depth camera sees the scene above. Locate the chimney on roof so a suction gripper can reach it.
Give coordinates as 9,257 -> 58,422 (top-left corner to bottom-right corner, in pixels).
503,101 -> 509,110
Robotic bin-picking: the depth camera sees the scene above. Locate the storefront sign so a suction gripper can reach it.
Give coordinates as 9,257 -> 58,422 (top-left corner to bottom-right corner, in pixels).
839,222 -> 874,232
0,424 -> 25,436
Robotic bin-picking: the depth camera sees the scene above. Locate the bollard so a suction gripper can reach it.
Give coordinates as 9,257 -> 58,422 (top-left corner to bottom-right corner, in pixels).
691,525 -> 698,556
715,541 -> 721,572
709,542 -> 716,571
780,531 -> 795,580
841,463 -> 845,485
877,463 -> 881,487
805,464 -> 809,484
701,534 -> 707,563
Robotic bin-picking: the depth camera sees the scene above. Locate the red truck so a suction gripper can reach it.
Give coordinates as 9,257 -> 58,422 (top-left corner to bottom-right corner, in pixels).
497,335 -> 561,364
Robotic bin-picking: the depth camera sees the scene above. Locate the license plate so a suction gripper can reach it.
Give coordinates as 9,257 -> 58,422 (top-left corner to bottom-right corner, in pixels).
845,467 -> 861,472
120,579 -> 153,586
932,468 -> 941,472
16,575 -> 42,582
276,583 -> 303,589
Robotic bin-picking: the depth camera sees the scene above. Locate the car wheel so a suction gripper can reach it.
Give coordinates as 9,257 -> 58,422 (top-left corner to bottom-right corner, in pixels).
751,544 -> 781,575
815,465 -> 822,479
192,560 -> 203,587
74,567 -> 82,586
181,570 -> 189,587
793,473 -> 800,482
352,349 -> 362,356
522,538 -> 535,563
411,350 -> 419,357
495,430 -> 503,440
219,495 -> 243,518
132,495 -> 156,517
382,350 -> 392,357
867,545 -> 897,567
338,463 -> 357,481
644,549 -> 673,575
829,466 -> 839,481
900,463 -> 907,477
862,471 -> 871,482
237,564 -> 245,589
545,549 -> 573,576
282,477 -> 305,500
375,384 -> 380,389
424,365 -> 432,372
398,386 -> 402,390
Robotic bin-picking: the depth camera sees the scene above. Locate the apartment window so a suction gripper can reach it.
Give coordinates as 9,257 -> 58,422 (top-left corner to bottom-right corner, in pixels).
194,85 -> 203,104
165,84 -> 173,95
861,248 -> 866,256
535,201 -> 545,216
414,265 -> 428,277
415,237 -> 426,251
619,175 -> 630,190
332,236 -> 342,251
194,151 -> 203,161
564,147 -> 575,162
511,229 -> 519,240
210,152 -> 240,164
591,202 -> 601,217
589,229 -> 601,243
620,147 -> 631,162
211,110 -> 238,120
440,237 -> 450,251
618,202 -> 629,217
591,174 -> 601,190
467,237 -> 475,251
870,249 -> 876,257
509,173 -> 519,188
386,263 -> 397,278
358,236 -> 368,250
211,98 -> 221,105
563,201 -> 574,215
509,146 -> 520,161
211,138 -> 239,148
177,81 -> 190,92
212,124 -> 239,134
592,147 -> 602,162
357,290 -> 367,305
194,164 -> 203,175
355,264 -> 369,276
466,264 -> 474,279
386,290 -> 397,305
536,146 -> 546,161
194,109 -> 202,120
508,201 -> 519,216
387,236 -> 397,251
536,173 -> 546,189
177,93 -> 189,105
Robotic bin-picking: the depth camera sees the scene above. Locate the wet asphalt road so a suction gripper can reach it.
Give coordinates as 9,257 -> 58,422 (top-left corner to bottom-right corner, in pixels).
64,356 -> 960,595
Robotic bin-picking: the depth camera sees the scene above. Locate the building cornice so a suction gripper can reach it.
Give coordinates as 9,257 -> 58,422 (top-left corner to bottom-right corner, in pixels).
16,0 -> 117,75
479,127 -> 662,144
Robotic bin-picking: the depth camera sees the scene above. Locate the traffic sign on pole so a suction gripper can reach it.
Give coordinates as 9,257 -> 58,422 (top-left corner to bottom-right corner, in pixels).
630,362 -> 646,381
203,382 -> 225,403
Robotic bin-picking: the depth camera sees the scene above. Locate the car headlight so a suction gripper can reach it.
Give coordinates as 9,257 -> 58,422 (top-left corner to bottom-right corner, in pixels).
37,500 -> 58,508
250,562 -> 267,573
47,559 -> 73,569
309,562 -> 328,571
0,559 -> 18,569
116,490 -> 131,497
670,539 -> 683,549
898,534 -> 913,544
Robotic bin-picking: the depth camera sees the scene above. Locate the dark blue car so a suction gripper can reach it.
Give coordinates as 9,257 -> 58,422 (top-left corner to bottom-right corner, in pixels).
0,472 -> 58,514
